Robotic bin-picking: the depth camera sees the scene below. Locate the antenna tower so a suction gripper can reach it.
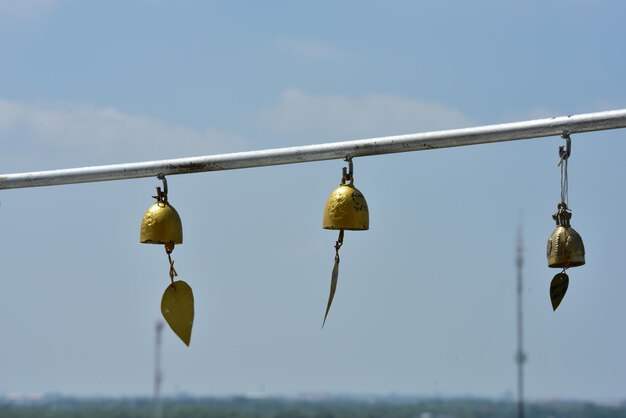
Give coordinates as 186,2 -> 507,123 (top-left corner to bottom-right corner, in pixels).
515,227 -> 526,418
154,321 -> 164,418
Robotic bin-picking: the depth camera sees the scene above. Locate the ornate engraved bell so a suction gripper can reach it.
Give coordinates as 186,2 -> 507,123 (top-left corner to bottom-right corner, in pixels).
140,185 -> 183,245
323,181 -> 369,231
546,203 -> 585,268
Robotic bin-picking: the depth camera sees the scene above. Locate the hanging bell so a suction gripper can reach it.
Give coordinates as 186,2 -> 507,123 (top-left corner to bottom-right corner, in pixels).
547,203 -> 585,268
140,176 -> 193,346
323,166 -> 369,231
321,158 -> 369,327
140,179 -> 183,245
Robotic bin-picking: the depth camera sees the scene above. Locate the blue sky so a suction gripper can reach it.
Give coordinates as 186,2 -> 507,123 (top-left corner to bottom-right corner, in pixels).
1,0 -> 626,401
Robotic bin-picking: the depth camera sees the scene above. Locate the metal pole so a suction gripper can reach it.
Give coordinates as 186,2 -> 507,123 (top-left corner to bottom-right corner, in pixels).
515,228 -> 526,418
1,109 -> 625,190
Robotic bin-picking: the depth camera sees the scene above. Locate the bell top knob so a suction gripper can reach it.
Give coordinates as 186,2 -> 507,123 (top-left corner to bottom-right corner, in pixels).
552,202 -> 572,227
547,202 -> 585,268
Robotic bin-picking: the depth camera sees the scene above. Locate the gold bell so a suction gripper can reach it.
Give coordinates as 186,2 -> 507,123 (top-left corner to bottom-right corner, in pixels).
547,203 -> 585,268
323,164 -> 369,231
321,158 -> 368,327
140,176 -> 193,346
140,178 -> 183,245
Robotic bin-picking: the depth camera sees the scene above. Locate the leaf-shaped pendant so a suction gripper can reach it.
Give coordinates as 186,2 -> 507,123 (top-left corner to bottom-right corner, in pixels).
323,257 -> 339,328
161,280 -> 194,346
550,272 -> 569,311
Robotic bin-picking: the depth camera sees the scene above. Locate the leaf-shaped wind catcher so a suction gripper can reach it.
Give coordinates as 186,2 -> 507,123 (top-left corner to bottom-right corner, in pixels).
162,280 -> 195,346
550,272 -> 569,311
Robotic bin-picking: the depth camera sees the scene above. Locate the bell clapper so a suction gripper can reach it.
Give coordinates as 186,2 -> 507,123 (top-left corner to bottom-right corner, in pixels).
546,133 -> 585,311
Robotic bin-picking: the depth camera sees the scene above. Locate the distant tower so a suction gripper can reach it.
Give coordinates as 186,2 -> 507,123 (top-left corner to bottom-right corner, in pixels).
515,227 -> 526,418
154,321 -> 164,418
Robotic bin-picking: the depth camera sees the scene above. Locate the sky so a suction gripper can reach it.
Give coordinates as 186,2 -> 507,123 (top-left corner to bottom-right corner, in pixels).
1,0 -> 626,402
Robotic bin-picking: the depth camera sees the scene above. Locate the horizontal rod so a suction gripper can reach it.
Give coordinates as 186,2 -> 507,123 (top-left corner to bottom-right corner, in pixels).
2,109 -> 626,190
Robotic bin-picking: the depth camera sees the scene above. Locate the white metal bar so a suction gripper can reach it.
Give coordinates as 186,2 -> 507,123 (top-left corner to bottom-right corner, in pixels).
1,109 -> 626,190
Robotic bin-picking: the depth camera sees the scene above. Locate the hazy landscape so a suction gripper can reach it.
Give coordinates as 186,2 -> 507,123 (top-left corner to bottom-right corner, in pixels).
2,396 -> 626,418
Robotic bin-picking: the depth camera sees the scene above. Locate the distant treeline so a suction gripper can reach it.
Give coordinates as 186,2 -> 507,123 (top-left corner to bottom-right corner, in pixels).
1,397 -> 626,418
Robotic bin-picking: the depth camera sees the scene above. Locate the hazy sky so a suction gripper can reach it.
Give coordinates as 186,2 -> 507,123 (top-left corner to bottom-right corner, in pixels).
1,0 -> 626,402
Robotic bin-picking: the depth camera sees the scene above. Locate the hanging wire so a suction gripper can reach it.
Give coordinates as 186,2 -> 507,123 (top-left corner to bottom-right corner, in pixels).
165,242 -> 178,284
560,156 -> 568,205
558,133 -> 571,206
334,230 -> 344,261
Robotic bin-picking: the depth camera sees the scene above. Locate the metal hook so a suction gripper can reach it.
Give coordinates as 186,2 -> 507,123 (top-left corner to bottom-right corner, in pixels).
157,174 -> 168,196
342,156 -> 354,182
154,174 -> 169,203
558,132 -> 571,166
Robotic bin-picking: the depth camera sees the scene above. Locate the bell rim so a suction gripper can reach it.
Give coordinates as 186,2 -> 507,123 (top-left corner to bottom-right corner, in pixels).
139,238 -> 183,245
548,260 -> 585,268
323,225 -> 369,231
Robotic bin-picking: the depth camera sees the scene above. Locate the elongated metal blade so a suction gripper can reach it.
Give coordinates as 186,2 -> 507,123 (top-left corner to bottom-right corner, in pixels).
550,272 -> 569,311
322,258 -> 339,328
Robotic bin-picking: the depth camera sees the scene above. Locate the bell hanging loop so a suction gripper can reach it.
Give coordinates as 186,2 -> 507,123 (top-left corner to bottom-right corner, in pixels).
558,132 -> 571,167
140,175 -> 183,246
341,157 -> 354,185
157,174 -> 169,202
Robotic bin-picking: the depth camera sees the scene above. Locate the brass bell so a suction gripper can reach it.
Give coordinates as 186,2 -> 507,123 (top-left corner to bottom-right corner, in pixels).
547,203 -> 585,268
321,158 -> 368,327
323,166 -> 369,231
140,176 -> 193,346
140,178 -> 183,245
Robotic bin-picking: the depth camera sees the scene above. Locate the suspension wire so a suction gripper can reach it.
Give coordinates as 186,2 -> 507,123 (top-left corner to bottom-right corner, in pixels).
165,242 -> 178,284
558,133 -> 571,207
335,229 -> 345,261
560,156 -> 569,206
